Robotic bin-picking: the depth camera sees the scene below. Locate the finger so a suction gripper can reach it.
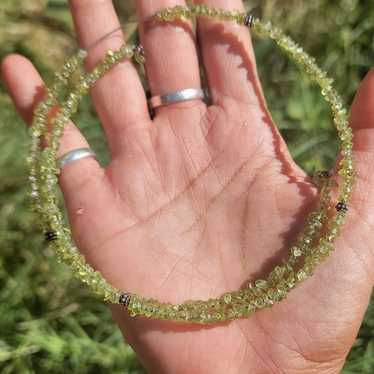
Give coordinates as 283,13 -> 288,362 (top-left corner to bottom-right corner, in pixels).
350,68 -> 374,150
136,0 -> 204,114
196,0 -> 264,107
1,54 -> 113,223
69,0 -> 151,155
347,68 -> 374,209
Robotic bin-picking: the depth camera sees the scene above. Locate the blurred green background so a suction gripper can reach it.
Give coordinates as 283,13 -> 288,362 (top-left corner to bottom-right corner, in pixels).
0,0 -> 373,373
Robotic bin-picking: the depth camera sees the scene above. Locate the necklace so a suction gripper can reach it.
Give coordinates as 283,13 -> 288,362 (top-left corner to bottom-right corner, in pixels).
28,4 -> 354,324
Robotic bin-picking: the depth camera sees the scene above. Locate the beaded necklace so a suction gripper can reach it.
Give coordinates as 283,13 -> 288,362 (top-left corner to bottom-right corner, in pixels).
28,5 -> 354,324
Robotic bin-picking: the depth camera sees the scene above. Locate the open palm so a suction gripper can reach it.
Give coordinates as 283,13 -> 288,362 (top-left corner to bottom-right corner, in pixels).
2,1 -> 373,373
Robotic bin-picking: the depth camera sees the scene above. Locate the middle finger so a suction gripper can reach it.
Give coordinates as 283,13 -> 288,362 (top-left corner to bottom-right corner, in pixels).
69,0 -> 151,156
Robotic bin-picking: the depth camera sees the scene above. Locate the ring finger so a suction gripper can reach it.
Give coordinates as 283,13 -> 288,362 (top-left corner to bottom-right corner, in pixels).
1,55 -> 112,222
136,0 -> 203,114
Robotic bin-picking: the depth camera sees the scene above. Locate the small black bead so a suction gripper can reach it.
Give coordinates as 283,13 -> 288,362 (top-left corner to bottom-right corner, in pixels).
45,231 -> 58,242
317,170 -> 331,178
336,201 -> 348,213
136,45 -> 145,57
119,293 -> 131,307
244,13 -> 254,27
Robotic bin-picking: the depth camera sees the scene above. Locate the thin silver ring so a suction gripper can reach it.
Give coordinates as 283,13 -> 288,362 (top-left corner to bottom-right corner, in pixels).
57,148 -> 97,170
149,88 -> 205,110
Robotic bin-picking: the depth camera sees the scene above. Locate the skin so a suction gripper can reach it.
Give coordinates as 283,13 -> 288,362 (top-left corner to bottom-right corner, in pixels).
1,0 -> 373,373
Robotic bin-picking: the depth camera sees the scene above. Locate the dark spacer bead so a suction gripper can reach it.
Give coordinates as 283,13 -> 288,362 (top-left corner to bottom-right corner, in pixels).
119,293 -> 131,307
336,201 -> 348,213
45,231 -> 58,242
135,45 -> 145,57
244,13 -> 255,27
317,170 -> 331,178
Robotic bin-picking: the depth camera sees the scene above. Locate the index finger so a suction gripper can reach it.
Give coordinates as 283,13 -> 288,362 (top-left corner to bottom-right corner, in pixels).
196,0 -> 264,107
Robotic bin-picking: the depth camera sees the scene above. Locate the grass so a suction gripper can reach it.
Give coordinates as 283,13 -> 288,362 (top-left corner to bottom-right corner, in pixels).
0,0 -> 373,372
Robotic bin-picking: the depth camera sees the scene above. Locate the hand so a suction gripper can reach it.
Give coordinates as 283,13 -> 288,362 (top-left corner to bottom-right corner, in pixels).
2,1 -> 373,373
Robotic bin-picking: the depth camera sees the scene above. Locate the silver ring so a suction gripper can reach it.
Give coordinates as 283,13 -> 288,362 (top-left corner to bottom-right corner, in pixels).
149,88 -> 205,110
57,148 -> 97,170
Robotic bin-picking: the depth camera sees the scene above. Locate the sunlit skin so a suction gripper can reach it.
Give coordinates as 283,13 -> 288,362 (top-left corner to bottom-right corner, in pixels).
2,1 -> 373,373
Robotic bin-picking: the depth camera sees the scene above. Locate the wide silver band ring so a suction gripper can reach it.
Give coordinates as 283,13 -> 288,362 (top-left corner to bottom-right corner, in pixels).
149,88 -> 205,110
57,148 -> 97,170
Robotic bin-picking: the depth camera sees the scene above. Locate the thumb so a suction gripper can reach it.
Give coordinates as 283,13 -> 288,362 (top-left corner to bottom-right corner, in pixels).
350,68 -> 374,152
346,68 -> 374,276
